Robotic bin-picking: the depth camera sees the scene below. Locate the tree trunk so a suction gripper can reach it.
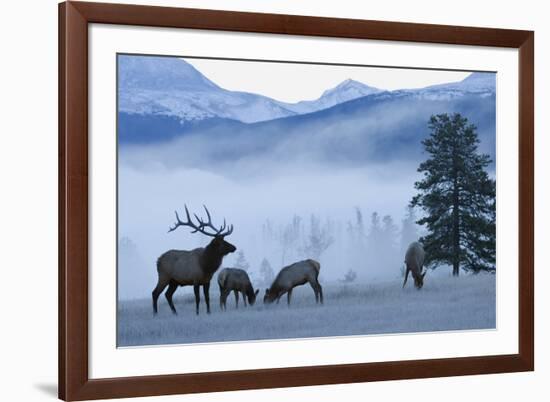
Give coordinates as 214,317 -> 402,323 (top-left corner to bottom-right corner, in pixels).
452,172 -> 460,277
452,261 -> 460,276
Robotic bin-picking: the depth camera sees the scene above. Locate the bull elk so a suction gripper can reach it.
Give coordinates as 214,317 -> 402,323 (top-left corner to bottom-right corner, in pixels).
152,205 -> 236,315
217,268 -> 259,310
264,259 -> 323,306
402,241 -> 426,289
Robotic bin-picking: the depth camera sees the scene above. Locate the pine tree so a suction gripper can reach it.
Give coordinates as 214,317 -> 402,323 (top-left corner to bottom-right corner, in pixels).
301,214 -> 333,260
259,258 -> 275,286
411,113 -> 496,275
366,212 -> 382,253
346,207 -> 365,248
234,250 -> 250,272
353,207 -> 365,239
400,206 -> 419,249
279,215 -> 302,265
368,212 -> 381,241
381,215 -> 399,269
381,215 -> 398,250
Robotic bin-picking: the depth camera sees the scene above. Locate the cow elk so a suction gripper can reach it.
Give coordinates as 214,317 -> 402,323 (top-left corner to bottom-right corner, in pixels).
264,259 -> 323,306
402,241 -> 426,290
217,268 -> 259,310
152,205 -> 236,315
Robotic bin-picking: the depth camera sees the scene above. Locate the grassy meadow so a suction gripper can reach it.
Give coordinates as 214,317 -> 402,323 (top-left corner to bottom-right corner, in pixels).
117,274 -> 496,347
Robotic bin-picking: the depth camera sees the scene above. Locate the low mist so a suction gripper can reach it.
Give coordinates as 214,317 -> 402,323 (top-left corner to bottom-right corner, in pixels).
118,146 -> 425,300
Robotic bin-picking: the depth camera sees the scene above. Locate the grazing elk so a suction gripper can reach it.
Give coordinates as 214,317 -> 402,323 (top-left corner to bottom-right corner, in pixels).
402,241 -> 426,290
152,205 -> 236,315
217,268 -> 259,310
264,259 -> 323,306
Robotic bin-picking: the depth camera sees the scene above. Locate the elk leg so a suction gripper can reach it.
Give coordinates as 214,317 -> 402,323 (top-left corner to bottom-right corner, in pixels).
219,285 -> 224,310
164,281 -> 178,315
309,281 -> 319,303
287,289 -> 293,306
203,282 -> 211,314
221,289 -> 229,311
152,278 -> 169,314
314,279 -> 323,304
193,285 -> 201,315
234,290 -> 239,309
242,291 -> 247,307
402,266 -> 410,288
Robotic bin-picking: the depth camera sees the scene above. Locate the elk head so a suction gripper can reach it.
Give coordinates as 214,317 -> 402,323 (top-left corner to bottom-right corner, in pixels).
413,270 -> 427,289
263,288 -> 277,304
168,205 -> 236,256
248,289 -> 260,306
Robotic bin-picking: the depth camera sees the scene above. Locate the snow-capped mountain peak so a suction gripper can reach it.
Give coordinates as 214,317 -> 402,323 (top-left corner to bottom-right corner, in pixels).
322,78 -> 380,98
419,72 -> 495,94
456,72 -> 496,92
279,79 -> 382,115
118,55 -> 219,92
406,72 -> 496,101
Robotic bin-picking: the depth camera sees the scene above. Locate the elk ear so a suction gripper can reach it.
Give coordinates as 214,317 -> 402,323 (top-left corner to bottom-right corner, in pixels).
255,289 -> 259,297
421,270 -> 427,279
265,288 -> 269,294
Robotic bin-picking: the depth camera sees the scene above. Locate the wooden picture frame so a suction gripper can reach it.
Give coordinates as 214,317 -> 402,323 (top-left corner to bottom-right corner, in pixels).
59,1 -> 534,400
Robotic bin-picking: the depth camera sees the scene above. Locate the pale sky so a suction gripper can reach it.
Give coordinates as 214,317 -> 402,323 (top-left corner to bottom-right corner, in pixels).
184,57 -> 471,103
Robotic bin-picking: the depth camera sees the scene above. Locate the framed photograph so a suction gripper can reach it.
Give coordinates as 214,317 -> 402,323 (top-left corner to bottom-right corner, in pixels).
59,1 -> 534,400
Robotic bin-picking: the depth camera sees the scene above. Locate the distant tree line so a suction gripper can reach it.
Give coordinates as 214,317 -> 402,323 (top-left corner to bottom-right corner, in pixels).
256,205 -> 420,283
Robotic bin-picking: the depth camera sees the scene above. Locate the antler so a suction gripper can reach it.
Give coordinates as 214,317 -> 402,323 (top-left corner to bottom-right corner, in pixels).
168,205 -> 233,237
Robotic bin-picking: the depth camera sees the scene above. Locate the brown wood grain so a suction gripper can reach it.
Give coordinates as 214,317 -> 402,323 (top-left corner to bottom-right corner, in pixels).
58,1 -> 534,400
518,33 -> 535,369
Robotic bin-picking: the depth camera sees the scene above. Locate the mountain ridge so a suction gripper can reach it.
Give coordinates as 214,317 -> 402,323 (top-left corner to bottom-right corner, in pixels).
119,55 -> 494,127
118,55 -> 496,166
